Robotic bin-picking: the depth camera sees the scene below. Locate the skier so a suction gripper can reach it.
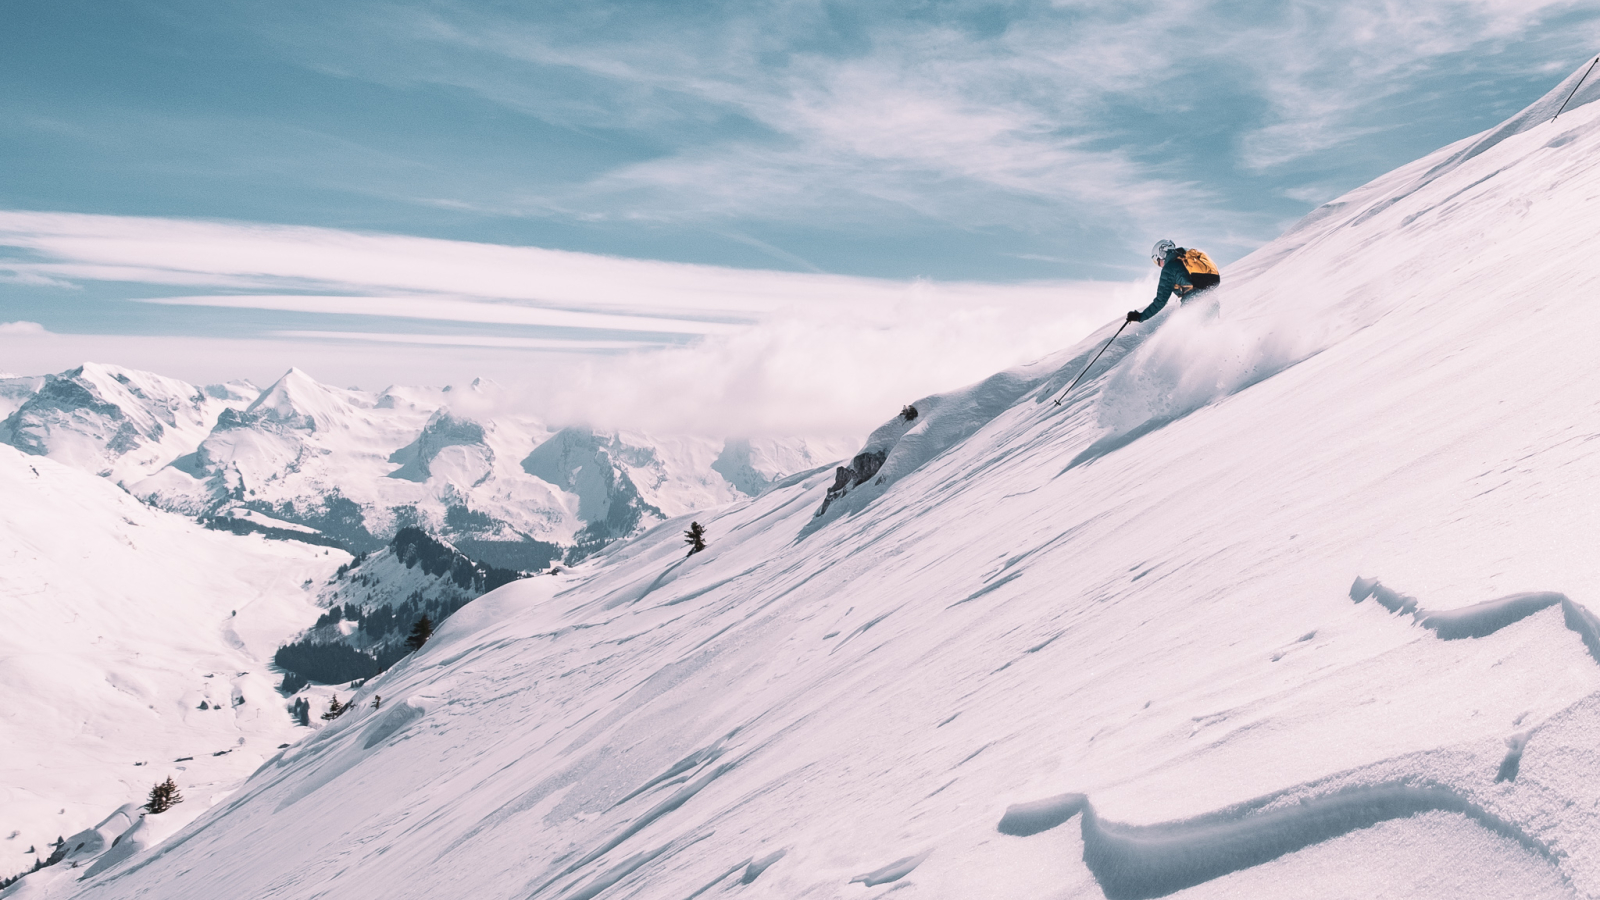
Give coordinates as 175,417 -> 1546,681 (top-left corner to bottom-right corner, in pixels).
1126,239 -> 1220,323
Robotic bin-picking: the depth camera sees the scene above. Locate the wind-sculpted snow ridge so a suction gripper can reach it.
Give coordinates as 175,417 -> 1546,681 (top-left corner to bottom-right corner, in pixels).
849,850 -> 930,886
996,792 -> 1087,836
995,687 -> 1600,894
997,782 -> 1556,900
1288,58 -> 1600,246
1350,578 -> 1600,661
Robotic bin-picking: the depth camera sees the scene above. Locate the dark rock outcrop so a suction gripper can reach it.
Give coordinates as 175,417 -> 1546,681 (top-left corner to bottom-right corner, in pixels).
815,450 -> 886,517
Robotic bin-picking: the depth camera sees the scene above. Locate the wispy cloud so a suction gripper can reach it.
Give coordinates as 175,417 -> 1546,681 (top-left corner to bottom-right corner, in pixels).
237,2 -> 1247,246
272,331 -> 645,352
221,0 -> 1600,271
142,295 -> 743,337
0,266 -> 79,289
0,210 -> 1137,435
1225,0 -> 1600,169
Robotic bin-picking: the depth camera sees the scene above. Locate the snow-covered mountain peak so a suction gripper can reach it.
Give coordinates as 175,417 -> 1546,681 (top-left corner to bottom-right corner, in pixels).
240,367 -> 371,433
0,362 -> 252,484
386,408 -> 492,484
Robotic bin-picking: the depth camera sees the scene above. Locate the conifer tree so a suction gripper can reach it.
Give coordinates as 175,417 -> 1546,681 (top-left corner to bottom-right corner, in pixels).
684,521 -> 707,556
405,614 -> 434,652
143,776 -> 183,814
321,695 -> 346,720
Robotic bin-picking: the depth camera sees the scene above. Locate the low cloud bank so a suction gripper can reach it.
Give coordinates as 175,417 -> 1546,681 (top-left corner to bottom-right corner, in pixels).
0,211 -> 1145,436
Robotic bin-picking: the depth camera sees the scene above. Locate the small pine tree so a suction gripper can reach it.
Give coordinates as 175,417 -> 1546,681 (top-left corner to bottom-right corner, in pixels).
901,404 -> 918,421
321,695 -> 346,720
405,614 -> 434,652
143,776 -> 183,814
684,521 -> 707,556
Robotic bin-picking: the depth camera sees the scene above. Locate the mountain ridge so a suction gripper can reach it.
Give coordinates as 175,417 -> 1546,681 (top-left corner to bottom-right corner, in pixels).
0,363 -> 853,563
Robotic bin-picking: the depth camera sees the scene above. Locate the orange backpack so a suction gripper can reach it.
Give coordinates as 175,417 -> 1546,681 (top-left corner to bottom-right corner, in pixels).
1178,248 -> 1220,289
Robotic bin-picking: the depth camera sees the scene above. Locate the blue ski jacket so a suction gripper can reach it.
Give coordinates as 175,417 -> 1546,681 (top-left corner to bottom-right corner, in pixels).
1137,248 -> 1196,321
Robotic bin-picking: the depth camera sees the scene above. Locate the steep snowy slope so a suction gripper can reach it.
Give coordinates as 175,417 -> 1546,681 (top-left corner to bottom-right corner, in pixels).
0,445 -> 342,884
38,63 -> 1600,900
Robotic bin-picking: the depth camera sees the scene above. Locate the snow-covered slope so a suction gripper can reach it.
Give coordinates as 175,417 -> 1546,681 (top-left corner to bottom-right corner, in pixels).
34,60 -> 1600,900
0,445 -> 342,884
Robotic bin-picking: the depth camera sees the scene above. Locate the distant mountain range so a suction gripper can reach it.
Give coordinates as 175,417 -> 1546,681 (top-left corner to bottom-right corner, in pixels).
0,363 -> 854,569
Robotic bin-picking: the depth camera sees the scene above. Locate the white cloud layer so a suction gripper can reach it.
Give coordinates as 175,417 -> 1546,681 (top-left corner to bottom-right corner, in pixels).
0,211 -> 1141,437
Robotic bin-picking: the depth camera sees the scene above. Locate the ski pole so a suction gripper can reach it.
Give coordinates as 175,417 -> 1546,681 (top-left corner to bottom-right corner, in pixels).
1053,320 -> 1129,406
1553,55 -> 1600,122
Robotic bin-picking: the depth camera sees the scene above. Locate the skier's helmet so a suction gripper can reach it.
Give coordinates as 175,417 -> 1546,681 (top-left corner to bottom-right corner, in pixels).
1150,239 -> 1177,265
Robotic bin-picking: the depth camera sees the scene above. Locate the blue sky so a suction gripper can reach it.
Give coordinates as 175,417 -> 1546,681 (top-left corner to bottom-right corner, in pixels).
2,0 -> 1599,429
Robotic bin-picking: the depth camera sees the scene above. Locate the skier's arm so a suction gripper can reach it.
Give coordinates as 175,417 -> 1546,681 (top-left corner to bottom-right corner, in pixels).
1137,257 -> 1186,321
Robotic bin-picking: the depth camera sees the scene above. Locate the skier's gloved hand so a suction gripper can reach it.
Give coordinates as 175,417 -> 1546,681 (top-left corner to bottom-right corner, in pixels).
1125,310 -> 1143,323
